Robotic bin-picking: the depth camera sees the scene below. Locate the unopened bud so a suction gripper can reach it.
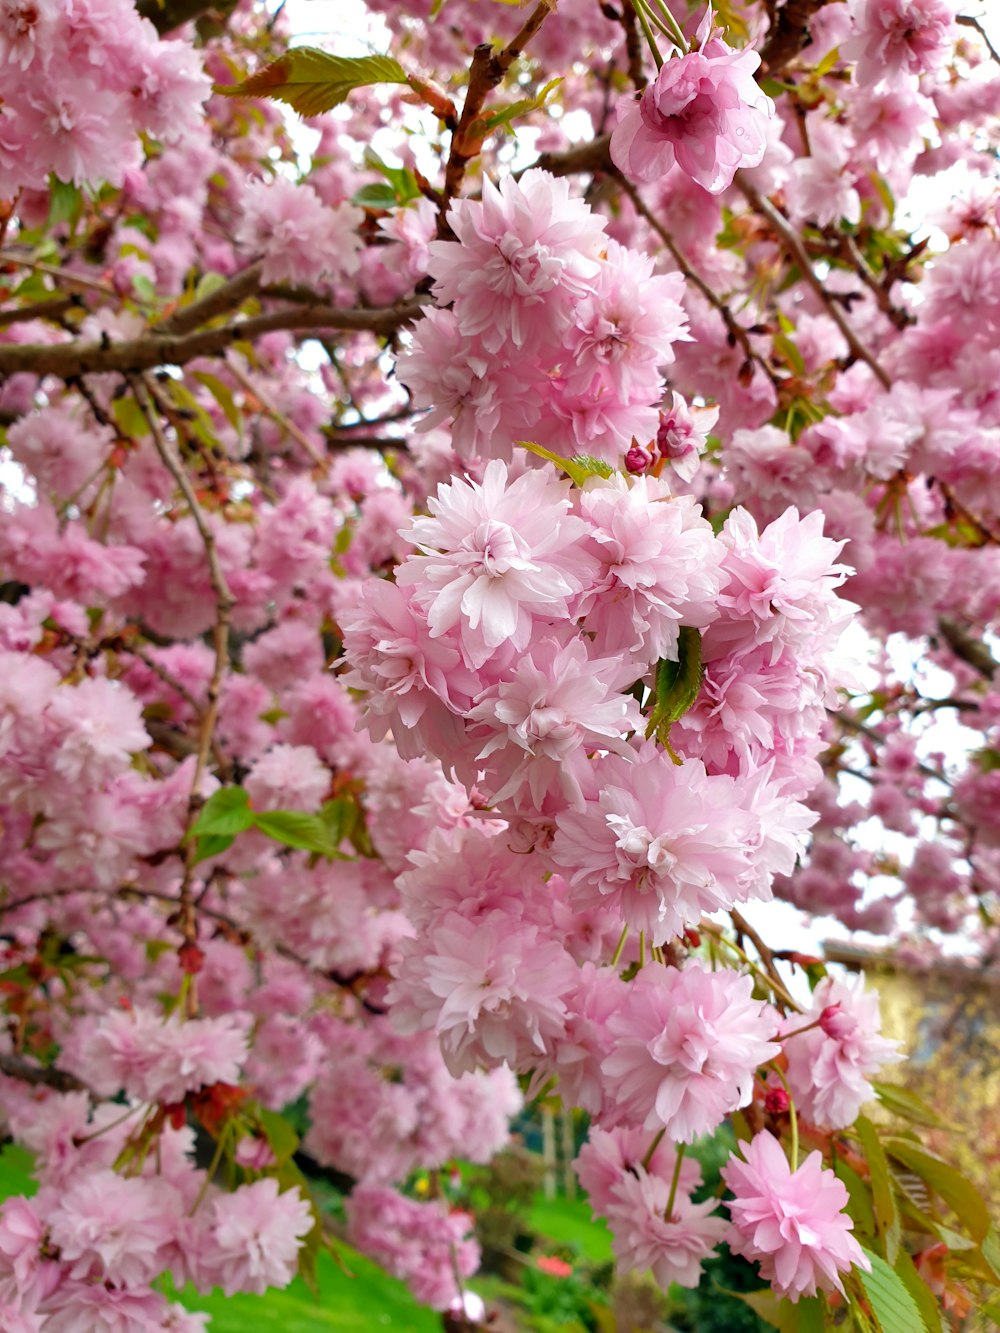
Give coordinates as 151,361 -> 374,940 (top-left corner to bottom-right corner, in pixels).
179,942 -> 205,976
819,1002 -> 851,1040
625,445 -> 650,474
764,1087 -> 790,1115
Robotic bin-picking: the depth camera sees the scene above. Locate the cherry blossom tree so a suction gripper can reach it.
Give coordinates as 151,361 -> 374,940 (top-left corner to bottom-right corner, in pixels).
0,0 -> 998,1328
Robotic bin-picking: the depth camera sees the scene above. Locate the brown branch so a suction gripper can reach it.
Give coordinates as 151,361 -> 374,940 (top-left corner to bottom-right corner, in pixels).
533,133 -> 613,178
737,178 -> 891,388
135,0 -> 238,35
937,616 -> 999,681
226,357 -> 329,474
0,1052 -> 87,1093
0,300 -> 428,380
439,1 -> 556,230
617,174 -> 781,389
729,908 -> 802,1012
956,14 -> 1000,67
759,0 -> 827,76
156,263 -> 263,337
0,295 -> 79,330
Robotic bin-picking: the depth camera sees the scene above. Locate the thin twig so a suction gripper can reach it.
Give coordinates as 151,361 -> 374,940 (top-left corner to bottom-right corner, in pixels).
729,908 -> 802,1012
956,14 -> 1000,67
736,179 -> 891,388
617,174 -> 781,388
0,1052 -> 88,1093
157,263 -> 263,337
133,376 -> 235,1013
226,357 -> 329,474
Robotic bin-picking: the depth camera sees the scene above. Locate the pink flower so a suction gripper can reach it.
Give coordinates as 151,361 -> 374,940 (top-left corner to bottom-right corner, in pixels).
398,459 -> 592,669
388,908 -> 577,1076
345,1185 -> 479,1312
610,19 -> 773,193
575,1125 -> 701,1220
429,169 -> 606,352
190,1179 -> 312,1296
236,177 -> 363,287
781,975 -> 903,1129
601,962 -> 780,1141
606,1168 -> 728,1289
722,1132 -> 871,1302
464,634 -> 640,812
844,0 -> 956,87
48,1170 -> 177,1287
576,474 -> 722,661
551,748 -> 759,944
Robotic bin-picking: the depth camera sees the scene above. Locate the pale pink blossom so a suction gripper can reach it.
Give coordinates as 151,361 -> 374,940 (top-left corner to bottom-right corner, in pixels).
428,169 -> 606,352
722,1132 -> 870,1302
188,1179 -> 312,1296
781,975 -> 903,1128
602,962 -> 780,1141
610,17 -> 773,192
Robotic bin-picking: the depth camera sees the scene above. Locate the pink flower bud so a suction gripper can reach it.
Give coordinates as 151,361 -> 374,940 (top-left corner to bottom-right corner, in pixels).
625,445 -> 651,474
764,1087 -> 790,1115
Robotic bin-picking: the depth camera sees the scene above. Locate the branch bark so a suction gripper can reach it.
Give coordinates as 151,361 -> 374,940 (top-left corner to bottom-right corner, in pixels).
0,1052 -> 87,1093
136,0 -> 238,35
0,299 -> 428,380
759,0 -> 827,76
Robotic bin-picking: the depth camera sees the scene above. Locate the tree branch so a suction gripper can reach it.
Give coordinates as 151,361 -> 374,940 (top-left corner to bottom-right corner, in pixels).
439,1 -> 556,229
135,0 -> 238,35
737,178 -> 891,388
0,300 -> 428,380
156,263 -> 263,337
937,616 -> 999,681
759,0 -> 827,76
0,1052 -> 87,1093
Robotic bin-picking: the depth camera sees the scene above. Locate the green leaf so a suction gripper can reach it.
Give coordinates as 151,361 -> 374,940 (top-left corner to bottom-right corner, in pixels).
835,1155 -> 877,1240
192,270 -> 228,302
892,1248 -> 944,1333
352,182 -> 399,210
517,440 -> 614,488
983,1293 -> 1000,1327
257,1107 -> 300,1164
191,787 -> 254,838
191,371 -> 242,432
252,810 -> 342,858
362,148 -> 421,204
858,1249 -> 928,1333
982,1224 -> 1000,1281
856,1115 -> 900,1263
644,626 -> 703,746
480,76 -> 563,134
720,1287 -> 801,1331
191,833 -> 235,865
318,797 -> 357,848
885,1140 -> 991,1242
47,176 -> 82,229
873,1082 -> 955,1130
216,49 -> 408,118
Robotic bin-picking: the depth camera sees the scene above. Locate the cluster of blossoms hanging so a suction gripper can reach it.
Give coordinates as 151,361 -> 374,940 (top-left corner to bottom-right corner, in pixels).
0,0 -> 997,1328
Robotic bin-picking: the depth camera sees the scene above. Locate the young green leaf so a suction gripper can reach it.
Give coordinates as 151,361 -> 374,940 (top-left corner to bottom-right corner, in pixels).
856,1115 -> 900,1263
190,786 -> 254,838
252,809 -> 342,858
858,1249 -> 929,1333
216,49 -> 408,119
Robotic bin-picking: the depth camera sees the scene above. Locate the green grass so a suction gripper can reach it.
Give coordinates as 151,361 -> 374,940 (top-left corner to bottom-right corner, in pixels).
173,1246 -> 442,1333
526,1193 -> 613,1265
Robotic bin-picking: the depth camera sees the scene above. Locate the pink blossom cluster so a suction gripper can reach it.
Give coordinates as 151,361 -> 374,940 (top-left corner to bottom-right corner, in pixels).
398,170 -> 691,465
0,0 -> 209,194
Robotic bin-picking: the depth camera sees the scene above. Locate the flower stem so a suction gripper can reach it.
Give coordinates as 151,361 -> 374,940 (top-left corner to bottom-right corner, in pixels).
779,1017 -> 824,1042
771,1064 -> 799,1168
643,0 -> 690,52
664,1142 -> 686,1221
610,923 -> 629,968
639,929 -> 646,968
641,1127 -> 666,1171
628,0 -> 664,68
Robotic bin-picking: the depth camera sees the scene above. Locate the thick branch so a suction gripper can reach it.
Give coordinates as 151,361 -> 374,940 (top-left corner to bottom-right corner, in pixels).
534,133 -> 613,178
157,263 -> 263,337
0,300 -> 427,380
136,0 -> 238,35
759,0 -> 827,76
440,1 -> 556,228
0,1052 -> 87,1093
937,617 -> 999,681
